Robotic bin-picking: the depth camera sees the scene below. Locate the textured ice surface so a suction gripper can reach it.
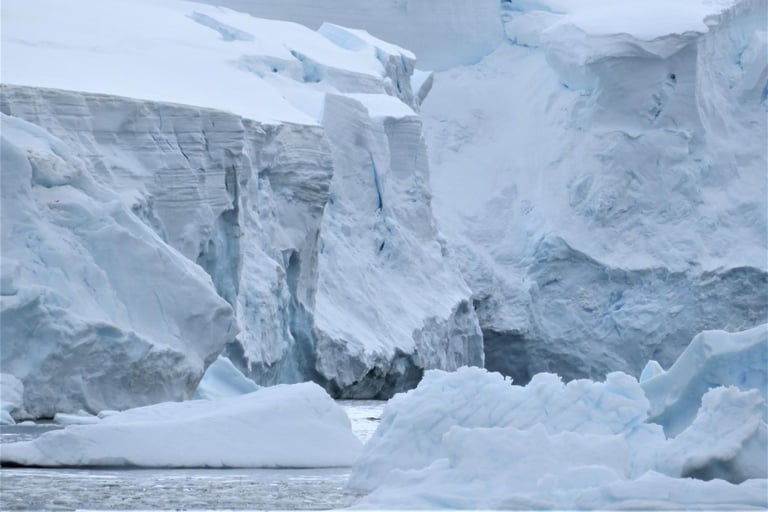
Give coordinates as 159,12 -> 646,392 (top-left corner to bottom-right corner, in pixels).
642,324 -> 768,436
0,382 -> 362,468
348,366 -> 655,492
0,113 -> 235,418
350,336 -> 768,509
192,0 -> 768,390
1,0 -> 481,413
422,0 -> 768,382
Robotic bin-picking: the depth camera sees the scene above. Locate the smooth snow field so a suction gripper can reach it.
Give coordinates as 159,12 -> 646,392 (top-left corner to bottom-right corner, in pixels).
0,401 -> 384,510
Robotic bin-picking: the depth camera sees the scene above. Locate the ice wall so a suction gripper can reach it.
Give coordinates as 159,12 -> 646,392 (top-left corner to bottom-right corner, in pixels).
0,82 -> 480,414
422,0 -> 768,382
0,110 -> 236,418
1,0 -> 483,417
189,0 -> 767,386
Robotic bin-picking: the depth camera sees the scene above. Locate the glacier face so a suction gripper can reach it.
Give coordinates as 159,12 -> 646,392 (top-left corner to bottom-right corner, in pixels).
184,0 -> 768,384
0,109 -> 236,419
422,0 -> 768,382
0,0 -> 483,415
0,1 -> 482,412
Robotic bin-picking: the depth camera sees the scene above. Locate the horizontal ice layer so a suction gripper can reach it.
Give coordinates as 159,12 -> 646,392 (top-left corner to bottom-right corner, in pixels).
424,0 -> 768,381
2,0 -> 419,124
0,113 -> 235,418
0,382 -> 362,468
350,329 -> 768,509
642,324 -> 768,436
191,0 -> 504,70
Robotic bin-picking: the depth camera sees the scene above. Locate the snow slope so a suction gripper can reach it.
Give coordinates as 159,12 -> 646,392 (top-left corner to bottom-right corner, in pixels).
0,382 -> 362,468
1,0 -> 482,416
350,326 -> 768,508
1,0 -> 416,124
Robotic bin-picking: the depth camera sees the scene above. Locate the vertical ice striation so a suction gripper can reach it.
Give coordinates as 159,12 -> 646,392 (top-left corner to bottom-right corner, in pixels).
0,69 -> 480,413
0,108 -> 237,418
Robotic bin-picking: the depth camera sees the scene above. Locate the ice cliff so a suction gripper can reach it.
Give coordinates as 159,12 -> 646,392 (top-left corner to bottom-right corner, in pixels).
0,0 -> 481,418
226,0 -> 768,383
428,0 -> 768,383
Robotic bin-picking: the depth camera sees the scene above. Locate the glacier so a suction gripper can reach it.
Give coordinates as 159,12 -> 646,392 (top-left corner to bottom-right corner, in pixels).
1,111 -> 236,419
425,0 -> 768,383
0,0 -> 481,418
349,325 -> 768,509
1,0 -> 765,421
208,0 -> 768,385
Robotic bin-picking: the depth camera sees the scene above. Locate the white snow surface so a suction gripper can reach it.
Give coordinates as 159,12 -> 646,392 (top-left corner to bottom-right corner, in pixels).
2,0 -> 418,123
350,326 -> 768,508
0,382 -> 362,468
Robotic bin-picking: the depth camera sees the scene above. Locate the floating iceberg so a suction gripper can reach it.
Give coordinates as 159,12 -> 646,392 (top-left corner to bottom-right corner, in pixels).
349,325 -> 768,509
0,382 -> 362,468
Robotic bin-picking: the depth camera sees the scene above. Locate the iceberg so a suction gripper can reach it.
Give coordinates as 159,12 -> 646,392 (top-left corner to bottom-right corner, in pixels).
349,325 -> 768,508
0,382 -> 362,468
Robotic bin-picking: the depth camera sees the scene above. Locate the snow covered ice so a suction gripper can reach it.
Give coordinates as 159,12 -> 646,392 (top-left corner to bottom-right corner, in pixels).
236,0 -> 768,385
1,0 -> 767,509
1,0 -> 482,416
1,112 -> 235,418
349,325 -> 768,509
0,382 -> 362,468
